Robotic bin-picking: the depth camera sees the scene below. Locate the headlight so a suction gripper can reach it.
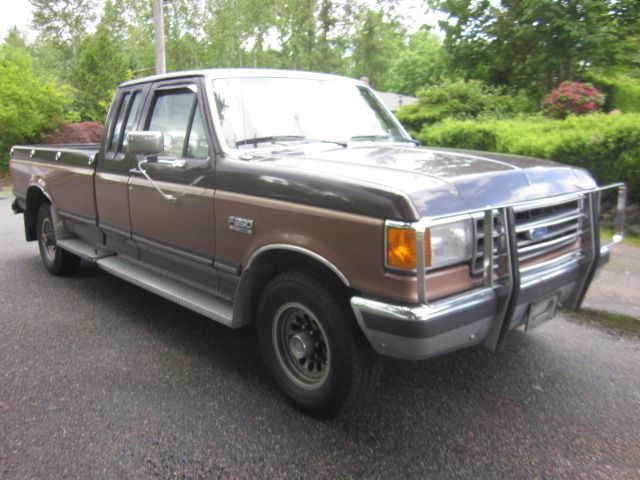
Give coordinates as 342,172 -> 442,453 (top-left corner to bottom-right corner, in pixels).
429,220 -> 473,269
385,219 -> 472,271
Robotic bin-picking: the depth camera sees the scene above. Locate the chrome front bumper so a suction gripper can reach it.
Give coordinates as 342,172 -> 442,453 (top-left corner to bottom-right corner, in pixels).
352,184 -> 625,361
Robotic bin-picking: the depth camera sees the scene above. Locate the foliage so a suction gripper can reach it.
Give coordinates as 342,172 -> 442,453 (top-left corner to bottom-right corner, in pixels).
586,73 -> 640,113
396,79 -> 533,133
385,28 -> 446,96
417,114 -> 640,200
40,122 -> 104,144
30,0 -> 97,76
72,24 -> 129,121
541,82 -> 605,119
0,42 -> 72,174
0,0 -> 637,170
431,0 -> 632,98
350,7 -> 405,90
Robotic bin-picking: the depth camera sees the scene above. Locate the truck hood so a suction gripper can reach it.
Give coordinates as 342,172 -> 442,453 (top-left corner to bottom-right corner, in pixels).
249,145 -> 597,219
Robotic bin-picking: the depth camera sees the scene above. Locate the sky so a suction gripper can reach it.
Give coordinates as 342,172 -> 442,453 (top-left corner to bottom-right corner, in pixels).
0,0 -> 33,40
0,0 -> 444,42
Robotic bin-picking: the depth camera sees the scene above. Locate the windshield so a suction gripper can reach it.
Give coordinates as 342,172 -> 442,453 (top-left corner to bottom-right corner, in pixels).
211,76 -> 410,150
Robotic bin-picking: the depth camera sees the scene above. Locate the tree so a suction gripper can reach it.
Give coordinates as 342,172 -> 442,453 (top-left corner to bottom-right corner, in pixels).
202,0 -> 247,67
164,0 -> 206,70
0,41 -> 72,173
30,0 -> 97,75
350,7 -> 405,90
278,0 -> 319,70
608,0 -> 640,73
386,28 -> 446,95
72,24 -> 129,121
433,0 -> 620,97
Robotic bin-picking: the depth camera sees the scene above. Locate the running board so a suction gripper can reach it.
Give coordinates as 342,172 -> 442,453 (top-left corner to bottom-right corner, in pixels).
96,256 -> 234,327
56,238 -> 113,262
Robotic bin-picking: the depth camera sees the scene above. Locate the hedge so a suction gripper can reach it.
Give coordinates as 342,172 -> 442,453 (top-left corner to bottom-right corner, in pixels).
396,79 -> 533,134
417,113 -> 640,201
586,73 -> 640,113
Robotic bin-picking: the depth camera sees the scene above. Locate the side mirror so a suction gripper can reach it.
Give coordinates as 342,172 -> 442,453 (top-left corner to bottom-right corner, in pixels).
126,131 -> 164,156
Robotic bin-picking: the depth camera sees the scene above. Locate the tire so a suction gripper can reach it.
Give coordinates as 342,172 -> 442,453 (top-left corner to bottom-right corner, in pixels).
257,269 -> 379,418
36,203 -> 81,276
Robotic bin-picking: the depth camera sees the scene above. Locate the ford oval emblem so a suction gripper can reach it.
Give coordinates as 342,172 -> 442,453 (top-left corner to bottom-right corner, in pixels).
529,227 -> 548,240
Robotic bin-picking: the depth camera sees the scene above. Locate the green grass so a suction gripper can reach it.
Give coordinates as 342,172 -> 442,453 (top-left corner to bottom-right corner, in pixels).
563,307 -> 640,338
600,228 -> 640,248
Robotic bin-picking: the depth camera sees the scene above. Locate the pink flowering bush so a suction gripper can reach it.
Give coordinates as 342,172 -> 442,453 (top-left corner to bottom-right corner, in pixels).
541,81 -> 605,118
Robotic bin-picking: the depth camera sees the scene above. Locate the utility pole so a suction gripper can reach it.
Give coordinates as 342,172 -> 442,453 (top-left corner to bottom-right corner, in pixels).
152,0 -> 166,74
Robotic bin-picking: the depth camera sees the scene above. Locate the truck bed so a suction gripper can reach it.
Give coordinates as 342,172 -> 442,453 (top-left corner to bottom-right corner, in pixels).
10,144 -> 100,223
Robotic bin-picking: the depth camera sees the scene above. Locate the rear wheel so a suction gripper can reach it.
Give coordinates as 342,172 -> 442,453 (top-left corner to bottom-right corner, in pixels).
257,269 -> 379,417
36,204 -> 81,276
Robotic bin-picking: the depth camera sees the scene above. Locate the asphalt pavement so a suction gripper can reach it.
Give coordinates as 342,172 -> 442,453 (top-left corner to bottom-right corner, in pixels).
1,196 -> 639,479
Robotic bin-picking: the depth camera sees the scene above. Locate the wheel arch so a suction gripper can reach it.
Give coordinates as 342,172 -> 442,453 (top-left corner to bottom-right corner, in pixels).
232,245 -> 355,328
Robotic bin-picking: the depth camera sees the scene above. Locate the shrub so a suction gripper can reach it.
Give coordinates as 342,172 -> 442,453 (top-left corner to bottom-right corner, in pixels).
541,81 -> 605,118
0,42 -> 72,175
587,73 -> 640,113
40,122 -> 104,144
418,114 -> 640,201
396,79 -> 533,134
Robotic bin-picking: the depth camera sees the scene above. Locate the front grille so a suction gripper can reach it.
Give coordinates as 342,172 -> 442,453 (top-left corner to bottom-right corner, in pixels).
471,197 -> 586,274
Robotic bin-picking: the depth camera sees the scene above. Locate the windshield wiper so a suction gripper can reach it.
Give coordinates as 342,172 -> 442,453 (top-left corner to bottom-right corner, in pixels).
350,134 -> 419,145
305,138 -> 347,148
235,135 -> 346,148
235,135 -> 305,147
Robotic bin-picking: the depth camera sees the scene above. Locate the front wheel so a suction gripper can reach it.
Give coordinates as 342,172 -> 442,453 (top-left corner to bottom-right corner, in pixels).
257,270 -> 379,417
36,204 -> 81,276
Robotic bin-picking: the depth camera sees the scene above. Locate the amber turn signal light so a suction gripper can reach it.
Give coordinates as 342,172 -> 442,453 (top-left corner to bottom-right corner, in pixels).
386,227 -> 431,270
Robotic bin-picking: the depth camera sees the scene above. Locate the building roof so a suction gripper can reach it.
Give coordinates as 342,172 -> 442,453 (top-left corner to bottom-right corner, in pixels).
373,90 -> 418,112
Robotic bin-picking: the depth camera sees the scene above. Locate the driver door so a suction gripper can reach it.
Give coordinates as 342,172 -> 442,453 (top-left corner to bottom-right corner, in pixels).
128,79 -> 217,285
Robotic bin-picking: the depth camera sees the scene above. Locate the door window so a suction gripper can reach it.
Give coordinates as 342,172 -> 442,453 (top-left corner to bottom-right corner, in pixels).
147,89 -> 209,159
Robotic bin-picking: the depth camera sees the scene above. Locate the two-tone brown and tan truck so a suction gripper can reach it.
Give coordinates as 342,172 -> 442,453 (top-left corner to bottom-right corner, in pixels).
10,69 -> 626,417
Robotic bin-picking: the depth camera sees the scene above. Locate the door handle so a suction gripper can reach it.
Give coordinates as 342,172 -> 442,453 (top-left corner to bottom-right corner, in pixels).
136,160 -> 178,203
157,159 -> 187,169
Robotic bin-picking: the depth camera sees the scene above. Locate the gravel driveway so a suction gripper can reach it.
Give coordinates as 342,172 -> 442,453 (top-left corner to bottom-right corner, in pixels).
1,197 -> 639,479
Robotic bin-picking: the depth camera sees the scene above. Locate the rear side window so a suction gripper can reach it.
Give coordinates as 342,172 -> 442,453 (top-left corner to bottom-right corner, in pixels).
107,91 -> 142,154
108,92 -> 129,152
121,93 -> 142,151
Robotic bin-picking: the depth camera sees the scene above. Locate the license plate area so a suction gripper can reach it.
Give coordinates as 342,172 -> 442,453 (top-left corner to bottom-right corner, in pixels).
525,294 -> 560,331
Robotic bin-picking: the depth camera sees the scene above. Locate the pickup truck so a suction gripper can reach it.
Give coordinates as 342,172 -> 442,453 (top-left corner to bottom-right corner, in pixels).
9,69 -> 626,417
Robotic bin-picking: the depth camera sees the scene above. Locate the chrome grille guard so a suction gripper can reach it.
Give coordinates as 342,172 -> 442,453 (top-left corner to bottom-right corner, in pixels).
409,183 -> 625,351
413,183 -> 626,306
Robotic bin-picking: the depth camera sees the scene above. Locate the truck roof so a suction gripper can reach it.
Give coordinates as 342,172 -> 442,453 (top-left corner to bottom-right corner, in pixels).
120,68 -> 363,88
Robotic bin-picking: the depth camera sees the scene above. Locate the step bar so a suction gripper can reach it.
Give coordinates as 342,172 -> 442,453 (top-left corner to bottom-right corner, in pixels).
96,256 -> 234,327
56,238 -> 113,262
56,237 -> 234,327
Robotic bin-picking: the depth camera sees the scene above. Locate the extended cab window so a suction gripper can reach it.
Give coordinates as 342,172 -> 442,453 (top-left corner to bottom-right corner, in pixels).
107,90 -> 141,154
147,89 -> 209,159
121,93 -> 142,151
108,92 -> 129,152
